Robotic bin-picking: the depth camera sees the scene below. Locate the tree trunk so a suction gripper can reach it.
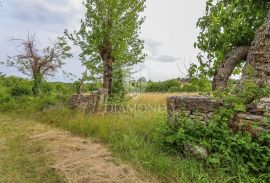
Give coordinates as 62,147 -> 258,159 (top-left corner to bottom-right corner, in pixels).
212,46 -> 250,91
103,58 -> 113,96
100,44 -> 113,98
32,70 -> 42,96
245,10 -> 270,87
230,10 -> 270,126
77,78 -> 84,95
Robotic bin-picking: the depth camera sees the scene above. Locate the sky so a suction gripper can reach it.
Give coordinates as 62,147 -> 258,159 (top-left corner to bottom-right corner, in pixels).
0,0 -> 207,82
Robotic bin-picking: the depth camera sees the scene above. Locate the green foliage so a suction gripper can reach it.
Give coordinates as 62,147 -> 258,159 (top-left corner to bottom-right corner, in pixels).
0,76 -> 72,112
195,0 -> 270,77
145,79 -> 201,93
32,71 -> 42,96
110,68 -> 126,101
158,112 -> 270,182
188,63 -> 212,93
0,76 -> 32,97
66,0 -> 146,97
1,75 -> 270,181
158,81 -> 270,182
10,85 -> 32,97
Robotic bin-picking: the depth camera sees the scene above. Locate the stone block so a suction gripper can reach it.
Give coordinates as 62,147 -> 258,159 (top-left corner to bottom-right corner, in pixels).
167,96 -> 222,125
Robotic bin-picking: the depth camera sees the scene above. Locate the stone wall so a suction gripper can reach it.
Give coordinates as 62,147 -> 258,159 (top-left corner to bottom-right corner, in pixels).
230,98 -> 270,136
167,96 -> 270,135
69,93 -> 100,113
167,96 -> 270,158
167,96 -> 223,126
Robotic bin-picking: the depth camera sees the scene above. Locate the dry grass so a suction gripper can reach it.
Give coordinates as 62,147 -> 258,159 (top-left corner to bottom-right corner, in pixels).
27,121 -> 150,183
129,92 -> 198,105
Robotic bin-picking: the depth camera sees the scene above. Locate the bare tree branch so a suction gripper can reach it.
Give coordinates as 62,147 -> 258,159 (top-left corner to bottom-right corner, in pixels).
6,33 -> 72,80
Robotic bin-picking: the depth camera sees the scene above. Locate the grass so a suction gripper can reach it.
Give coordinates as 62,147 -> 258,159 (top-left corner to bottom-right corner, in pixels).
0,115 -> 64,183
128,92 -> 197,105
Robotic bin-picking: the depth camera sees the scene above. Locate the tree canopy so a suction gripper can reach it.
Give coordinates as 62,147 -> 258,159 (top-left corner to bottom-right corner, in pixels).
66,0 -> 146,97
195,0 -> 270,78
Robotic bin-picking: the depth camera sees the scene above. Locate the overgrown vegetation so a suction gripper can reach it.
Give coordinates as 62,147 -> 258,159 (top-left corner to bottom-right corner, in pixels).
195,0 -> 270,78
158,80 -> 270,182
0,76 -> 269,182
145,79 -> 202,93
1,0 -> 270,182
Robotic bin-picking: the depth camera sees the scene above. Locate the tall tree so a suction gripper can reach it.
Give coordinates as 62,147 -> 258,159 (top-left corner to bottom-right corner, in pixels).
7,34 -> 72,95
195,0 -> 270,90
66,0 -> 146,97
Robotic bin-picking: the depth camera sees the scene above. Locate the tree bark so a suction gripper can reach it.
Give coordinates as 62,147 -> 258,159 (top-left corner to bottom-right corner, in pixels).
212,46 -> 250,91
230,10 -> 270,126
245,10 -> 270,87
100,44 -> 113,97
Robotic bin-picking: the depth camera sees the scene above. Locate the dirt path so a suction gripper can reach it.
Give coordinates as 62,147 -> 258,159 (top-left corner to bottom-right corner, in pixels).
0,114 -> 148,183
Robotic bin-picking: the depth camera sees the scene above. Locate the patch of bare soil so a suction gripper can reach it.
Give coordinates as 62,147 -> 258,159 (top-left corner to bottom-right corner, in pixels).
27,123 -> 149,183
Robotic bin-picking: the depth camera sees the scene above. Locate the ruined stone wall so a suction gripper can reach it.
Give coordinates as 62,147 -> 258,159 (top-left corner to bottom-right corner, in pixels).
167,96 -> 223,126
230,98 -> 270,136
167,96 -> 270,135
166,96 -> 270,159
69,94 -> 100,113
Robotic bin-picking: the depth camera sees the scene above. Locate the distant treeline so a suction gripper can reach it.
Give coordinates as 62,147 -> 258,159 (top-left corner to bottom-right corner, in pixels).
0,76 -> 101,98
145,79 -> 199,93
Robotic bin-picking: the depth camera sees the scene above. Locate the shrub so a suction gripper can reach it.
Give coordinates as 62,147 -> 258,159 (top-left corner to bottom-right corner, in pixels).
10,85 -> 32,97
145,79 -> 200,93
157,82 -> 270,182
167,86 -> 182,92
146,79 -> 180,92
157,108 -> 270,181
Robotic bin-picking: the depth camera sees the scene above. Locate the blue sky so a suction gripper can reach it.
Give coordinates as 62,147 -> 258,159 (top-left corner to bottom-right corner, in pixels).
0,0 -> 207,82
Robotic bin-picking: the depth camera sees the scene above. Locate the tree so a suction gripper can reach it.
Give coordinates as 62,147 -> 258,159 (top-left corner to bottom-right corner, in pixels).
66,0 -> 146,98
195,0 -> 270,90
245,9 -> 270,88
7,34 -> 72,95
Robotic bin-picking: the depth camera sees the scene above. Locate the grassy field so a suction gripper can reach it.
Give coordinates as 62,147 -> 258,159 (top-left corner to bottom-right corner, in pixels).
0,115 -> 64,183
11,92 -> 236,183
1,92 -> 254,182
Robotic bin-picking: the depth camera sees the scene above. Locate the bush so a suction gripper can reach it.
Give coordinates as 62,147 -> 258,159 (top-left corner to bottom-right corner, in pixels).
157,83 -> 270,182
157,109 -> 270,182
10,85 -> 32,97
146,79 -> 180,92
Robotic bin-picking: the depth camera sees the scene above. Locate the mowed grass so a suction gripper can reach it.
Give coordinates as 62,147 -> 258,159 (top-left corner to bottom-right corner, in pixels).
25,93 -> 234,182
0,115 -> 64,183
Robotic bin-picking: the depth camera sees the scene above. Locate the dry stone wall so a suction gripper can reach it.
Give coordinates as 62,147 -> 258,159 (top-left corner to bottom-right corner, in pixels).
69,93 -> 100,113
167,96 -> 223,126
167,96 -> 270,135
167,96 -> 270,158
